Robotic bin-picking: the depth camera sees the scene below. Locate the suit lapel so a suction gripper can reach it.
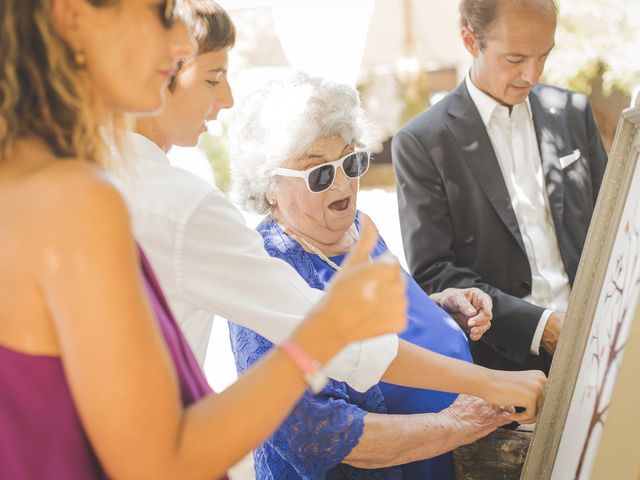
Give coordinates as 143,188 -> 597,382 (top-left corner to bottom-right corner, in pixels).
529,89 -> 566,236
445,82 -> 527,255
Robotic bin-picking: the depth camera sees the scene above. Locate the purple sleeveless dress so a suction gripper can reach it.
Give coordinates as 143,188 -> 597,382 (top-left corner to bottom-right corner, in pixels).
0,248 -> 221,479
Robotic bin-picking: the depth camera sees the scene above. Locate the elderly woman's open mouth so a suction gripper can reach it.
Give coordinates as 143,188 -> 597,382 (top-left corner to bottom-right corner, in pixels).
329,196 -> 352,212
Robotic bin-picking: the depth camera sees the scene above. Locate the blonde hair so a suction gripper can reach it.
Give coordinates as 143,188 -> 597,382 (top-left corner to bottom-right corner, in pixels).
0,0 -> 122,165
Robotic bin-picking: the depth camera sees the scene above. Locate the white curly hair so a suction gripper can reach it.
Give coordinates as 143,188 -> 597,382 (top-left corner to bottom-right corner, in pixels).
230,71 -> 369,215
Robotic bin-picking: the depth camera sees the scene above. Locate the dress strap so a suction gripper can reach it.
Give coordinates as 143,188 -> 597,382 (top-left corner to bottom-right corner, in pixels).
138,246 -> 174,319
137,245 -> 215,411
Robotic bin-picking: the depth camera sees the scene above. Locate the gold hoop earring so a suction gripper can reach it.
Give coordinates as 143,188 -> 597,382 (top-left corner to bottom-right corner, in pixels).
74,51 -> 86,67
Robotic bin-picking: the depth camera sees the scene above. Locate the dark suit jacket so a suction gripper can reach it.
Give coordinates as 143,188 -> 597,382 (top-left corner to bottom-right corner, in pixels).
392,81 -> 608,372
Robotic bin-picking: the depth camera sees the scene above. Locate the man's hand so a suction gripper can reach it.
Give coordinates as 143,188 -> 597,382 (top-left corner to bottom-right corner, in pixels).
541,311 -> 565,355
430,288 -> 493,341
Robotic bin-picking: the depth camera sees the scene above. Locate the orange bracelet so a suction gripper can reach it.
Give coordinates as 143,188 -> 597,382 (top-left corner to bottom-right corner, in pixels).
279,339 -> 328,394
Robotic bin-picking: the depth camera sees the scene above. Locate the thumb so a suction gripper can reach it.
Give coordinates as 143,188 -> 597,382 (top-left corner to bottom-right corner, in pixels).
479,293 -> 493,317
444,292 -> 475,316
456,295 -> 477,316
342,214 -> 378,269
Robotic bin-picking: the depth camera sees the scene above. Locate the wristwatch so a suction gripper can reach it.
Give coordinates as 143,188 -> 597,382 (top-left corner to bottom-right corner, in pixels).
279,339 -> 329,394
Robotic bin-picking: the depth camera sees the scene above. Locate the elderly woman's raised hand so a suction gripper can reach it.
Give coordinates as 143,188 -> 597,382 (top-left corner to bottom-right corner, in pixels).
431,288 -> 493,341
293,215 -> 408,364
443,394 -> 513,446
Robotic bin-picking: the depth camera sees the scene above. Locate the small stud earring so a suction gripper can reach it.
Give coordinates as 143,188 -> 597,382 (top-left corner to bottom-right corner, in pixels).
74,51 -> 86,67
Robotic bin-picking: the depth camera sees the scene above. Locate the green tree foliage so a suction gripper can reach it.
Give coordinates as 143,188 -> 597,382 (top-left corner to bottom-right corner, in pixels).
199,124 -> 232,193
544,0 -> 640,95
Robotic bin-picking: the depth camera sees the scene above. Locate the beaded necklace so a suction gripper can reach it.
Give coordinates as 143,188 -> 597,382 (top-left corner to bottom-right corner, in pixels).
289,224 -> 360,272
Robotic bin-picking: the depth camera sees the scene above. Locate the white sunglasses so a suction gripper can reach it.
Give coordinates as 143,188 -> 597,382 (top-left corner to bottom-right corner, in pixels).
272,149 -> 371,193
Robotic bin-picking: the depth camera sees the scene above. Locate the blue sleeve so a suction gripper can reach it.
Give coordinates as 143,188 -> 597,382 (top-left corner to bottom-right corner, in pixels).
228,322 -> 367,478
268,387 -> 367,477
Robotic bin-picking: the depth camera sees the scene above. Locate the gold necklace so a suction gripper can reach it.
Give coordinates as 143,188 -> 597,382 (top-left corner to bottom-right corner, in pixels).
292,224 -> 360,272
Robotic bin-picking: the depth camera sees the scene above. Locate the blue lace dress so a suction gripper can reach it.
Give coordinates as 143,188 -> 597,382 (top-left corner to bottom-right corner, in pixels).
229,214 -> 473,479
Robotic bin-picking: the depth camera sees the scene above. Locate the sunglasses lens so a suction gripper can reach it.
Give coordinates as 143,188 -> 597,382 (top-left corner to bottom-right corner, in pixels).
343,151 -> 370,178
308,165 -> 336,192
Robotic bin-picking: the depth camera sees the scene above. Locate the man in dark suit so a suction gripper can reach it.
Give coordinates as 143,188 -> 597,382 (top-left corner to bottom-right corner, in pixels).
392,0 -> 608,373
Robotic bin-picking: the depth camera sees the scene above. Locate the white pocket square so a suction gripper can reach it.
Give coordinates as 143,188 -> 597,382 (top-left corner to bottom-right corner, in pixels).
559,149 -> 581,169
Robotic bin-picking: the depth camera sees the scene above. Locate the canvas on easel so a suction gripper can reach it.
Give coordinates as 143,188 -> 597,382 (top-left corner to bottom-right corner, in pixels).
521,95 -> 640,480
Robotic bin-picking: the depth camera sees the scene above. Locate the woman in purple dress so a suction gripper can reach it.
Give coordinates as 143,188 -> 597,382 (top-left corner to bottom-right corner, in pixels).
0,1 -> 409,478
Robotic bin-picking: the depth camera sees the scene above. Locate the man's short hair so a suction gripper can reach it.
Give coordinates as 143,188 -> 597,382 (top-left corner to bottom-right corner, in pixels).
459,0 -> 557,49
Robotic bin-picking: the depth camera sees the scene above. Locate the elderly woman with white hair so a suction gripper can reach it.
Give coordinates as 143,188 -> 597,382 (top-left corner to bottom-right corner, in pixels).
228,73 -> 538,480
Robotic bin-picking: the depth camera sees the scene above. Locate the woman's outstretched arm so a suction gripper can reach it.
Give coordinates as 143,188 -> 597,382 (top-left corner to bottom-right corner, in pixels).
42,166 -> 406,480
381,340 -> 545,424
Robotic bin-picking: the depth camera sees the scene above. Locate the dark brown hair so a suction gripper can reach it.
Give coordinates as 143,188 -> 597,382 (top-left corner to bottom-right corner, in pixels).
169,0 -> 236,91
459,0 -> 558,49
0,0 -> 119,164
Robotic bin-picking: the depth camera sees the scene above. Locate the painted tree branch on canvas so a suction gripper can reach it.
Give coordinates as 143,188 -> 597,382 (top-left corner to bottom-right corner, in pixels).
574,217 -> 639,478
550,151 -> 640,480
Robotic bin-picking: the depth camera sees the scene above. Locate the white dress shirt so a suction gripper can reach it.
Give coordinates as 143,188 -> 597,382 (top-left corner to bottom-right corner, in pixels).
115,133 -> 398,392
465,75 -> 571,355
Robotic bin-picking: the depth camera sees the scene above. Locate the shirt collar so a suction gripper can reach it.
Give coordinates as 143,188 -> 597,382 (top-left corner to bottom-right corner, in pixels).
128,132 -> 171,165
465,71 -> 532,127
